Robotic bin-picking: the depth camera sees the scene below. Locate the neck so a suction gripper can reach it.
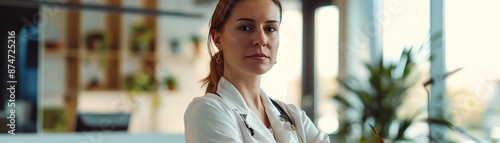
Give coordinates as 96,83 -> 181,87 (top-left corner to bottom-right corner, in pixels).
223,67 -> 271,128
223,70 -> 262,109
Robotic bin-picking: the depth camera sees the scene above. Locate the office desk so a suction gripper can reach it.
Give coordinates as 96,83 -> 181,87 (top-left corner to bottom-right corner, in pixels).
0,132 -> 185,143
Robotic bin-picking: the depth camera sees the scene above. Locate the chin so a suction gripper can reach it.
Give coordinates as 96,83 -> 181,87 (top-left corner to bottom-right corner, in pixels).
245,65 -> 272,75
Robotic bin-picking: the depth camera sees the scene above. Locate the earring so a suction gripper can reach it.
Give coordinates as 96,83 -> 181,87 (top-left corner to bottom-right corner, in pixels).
216,53 -> 222,64
274,61 -> 277,64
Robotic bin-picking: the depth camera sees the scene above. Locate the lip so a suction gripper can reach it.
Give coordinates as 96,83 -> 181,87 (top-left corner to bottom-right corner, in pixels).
246,53 -> 269,60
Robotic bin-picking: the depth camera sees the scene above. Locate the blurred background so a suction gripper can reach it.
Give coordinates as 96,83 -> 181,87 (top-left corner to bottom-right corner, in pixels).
0,0 -> 499,142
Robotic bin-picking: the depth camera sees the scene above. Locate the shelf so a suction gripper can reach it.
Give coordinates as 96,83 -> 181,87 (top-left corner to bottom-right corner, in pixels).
43,48 -> 159,62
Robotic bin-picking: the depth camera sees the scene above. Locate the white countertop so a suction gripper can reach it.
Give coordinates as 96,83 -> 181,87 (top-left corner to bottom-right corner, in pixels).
0,132 -> 185,143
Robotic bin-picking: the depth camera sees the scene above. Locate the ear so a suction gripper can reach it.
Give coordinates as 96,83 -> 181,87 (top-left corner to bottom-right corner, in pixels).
211,29 -> 222,51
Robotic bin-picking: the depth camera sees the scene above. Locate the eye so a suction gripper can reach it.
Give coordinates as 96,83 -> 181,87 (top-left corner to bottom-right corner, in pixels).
265,26 -> 277,32
239,26 -> 252,31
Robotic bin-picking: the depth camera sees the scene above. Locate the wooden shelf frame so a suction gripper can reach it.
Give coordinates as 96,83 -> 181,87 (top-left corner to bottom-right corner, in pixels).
61,0 -> 160,132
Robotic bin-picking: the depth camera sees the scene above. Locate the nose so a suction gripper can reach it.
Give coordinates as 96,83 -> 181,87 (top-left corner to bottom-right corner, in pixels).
252,29 -> 267,47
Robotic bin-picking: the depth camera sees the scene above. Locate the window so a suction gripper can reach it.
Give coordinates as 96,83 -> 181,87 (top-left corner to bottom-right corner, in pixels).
444,0 -> 500,139
262,3 -> 303,106
382,0 -> 431,139
383,0 -> 429,63
315,5 -> 340,134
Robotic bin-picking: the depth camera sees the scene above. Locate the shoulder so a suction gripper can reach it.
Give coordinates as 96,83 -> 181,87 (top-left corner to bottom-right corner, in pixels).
184,93 -> 227,117
184,94 -> 242,142
184,93 -> 238,131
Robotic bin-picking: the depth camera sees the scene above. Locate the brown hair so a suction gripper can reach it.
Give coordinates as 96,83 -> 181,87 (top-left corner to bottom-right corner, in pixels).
201,0 -> 283,94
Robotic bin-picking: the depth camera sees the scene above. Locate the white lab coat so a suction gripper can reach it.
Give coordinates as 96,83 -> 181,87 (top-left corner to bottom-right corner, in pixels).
184,77 -> 330,143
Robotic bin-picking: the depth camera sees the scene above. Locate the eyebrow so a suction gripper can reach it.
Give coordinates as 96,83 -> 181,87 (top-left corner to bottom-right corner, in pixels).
236,18 -> 279,24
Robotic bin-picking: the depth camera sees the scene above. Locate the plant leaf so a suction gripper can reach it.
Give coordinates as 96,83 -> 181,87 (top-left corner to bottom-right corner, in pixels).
333,95 -> 353,108
426,118 -> 454,129
370,124 -> 385,143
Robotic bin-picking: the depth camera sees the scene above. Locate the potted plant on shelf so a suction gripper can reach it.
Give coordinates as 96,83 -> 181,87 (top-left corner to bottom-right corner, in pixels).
164,74 -> 178,91
170,38 -> 181,54
125,71 -> 159,92
130,23 -> 152,55
84,29 -> 109,66
83,30 -> 109,90
124,71 -> 160,129
190,34 -> 201,57
84,30 -> 108,54
44,40 -> 62,52
125,72 -> 160,108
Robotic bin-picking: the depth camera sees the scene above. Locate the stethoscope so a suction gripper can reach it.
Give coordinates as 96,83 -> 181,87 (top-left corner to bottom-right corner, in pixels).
214,93 -> 305,143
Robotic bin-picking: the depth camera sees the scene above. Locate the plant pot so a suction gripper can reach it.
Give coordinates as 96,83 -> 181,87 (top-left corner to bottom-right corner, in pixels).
170,39 -> 180,54
167,84 -> 177,91
45,40 -> 62,52
194,42 -> 201,57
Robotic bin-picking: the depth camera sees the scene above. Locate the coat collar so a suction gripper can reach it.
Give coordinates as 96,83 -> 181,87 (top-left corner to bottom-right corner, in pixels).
216,77 -> 274,141
216,77 -> 249,115
216,76 -> 280,117
216,77 -> 296,142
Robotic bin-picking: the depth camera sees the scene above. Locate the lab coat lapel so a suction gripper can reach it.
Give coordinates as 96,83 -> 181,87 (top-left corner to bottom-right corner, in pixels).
244,111 -> 276,142
216,77 -> 248,115
261,91 -> 299,143
216,77 -> 276,142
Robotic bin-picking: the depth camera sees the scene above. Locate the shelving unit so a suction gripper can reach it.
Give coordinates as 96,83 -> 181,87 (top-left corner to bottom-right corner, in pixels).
39,0 -> 203,132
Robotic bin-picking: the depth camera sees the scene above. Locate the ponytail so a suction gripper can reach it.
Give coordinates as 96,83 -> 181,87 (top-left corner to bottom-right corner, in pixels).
201,51 -> 224,94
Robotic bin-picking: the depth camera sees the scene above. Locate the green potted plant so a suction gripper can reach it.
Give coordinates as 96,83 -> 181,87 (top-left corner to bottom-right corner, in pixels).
164,75 -> 178,91
84,29 -> 109,67
190,34 -> 201,57
124,71 -> 160,110
333,45 -> 428,142
124,71 -> 161,129
42,107 -> 66,132
170,38 -> 181,54
84,30 -> 108,53
130,23 -> 152,55
125,72 -> 158,93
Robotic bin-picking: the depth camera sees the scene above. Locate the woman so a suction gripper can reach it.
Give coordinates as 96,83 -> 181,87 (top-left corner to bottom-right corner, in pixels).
184,0 -> 330,142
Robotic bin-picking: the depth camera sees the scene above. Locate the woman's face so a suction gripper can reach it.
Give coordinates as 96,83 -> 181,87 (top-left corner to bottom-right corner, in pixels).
214,0 -> 280,77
